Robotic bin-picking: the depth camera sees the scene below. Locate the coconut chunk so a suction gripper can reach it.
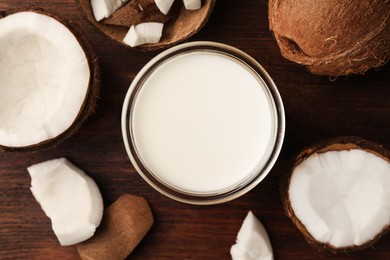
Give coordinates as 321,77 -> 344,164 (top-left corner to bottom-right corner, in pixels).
91,0 -> 129,21
283,138 -> 390,252
231,211 -> 273,260
77,194 -> 154,260
182,0 -> 202,10
155,0 -> 175,15
123,22 -> 164,47
0,11 -> 93,149
28,158 -> 104,246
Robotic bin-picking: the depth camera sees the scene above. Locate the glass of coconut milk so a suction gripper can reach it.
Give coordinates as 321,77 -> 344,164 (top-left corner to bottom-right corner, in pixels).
122,41 -> 285,205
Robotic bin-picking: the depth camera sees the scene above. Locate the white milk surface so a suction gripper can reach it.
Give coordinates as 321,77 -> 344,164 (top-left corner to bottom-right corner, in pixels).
131,51 -> 274,193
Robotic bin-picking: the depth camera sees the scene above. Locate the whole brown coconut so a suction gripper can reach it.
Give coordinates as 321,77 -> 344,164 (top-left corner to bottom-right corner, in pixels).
281,136 -> 390,253
269,0 -> 390,76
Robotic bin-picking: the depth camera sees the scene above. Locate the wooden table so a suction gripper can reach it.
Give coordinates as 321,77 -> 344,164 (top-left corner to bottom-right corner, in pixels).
0,1 -> 389,259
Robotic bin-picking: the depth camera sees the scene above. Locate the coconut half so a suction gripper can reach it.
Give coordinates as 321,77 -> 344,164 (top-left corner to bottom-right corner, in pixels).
78,0 -> 215,51
0,10 -> 99,151
281,137 -> 390,253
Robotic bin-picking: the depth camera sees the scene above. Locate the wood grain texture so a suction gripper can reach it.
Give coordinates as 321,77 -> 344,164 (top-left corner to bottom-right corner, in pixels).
0,0 -> 389,259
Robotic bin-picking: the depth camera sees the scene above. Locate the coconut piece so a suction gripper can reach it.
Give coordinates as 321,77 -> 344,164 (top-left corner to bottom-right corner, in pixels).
78,0 -> 215,51
183,0 -> 201,10
281,137 -> 390,253
77,194 -> 154,260
103,0 -> 174,27
0,10 -> 99,151
123,22 -> 164,47
90,0 -> 129,21
155,0 -> 176,15
28,158 -> 104,246
230,211 -> 273,260
269,0 -> 390,76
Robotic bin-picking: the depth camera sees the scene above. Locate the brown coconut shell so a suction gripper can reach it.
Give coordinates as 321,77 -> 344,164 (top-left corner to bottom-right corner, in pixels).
281,136 -> 390,253
0,9 -> 100,152
77,194 -> 154,260
78,0 -> 216,51
269,0 -> 390,76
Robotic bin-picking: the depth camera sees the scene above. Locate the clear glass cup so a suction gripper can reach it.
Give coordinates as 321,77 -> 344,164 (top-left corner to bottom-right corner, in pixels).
121,41 -> 285,205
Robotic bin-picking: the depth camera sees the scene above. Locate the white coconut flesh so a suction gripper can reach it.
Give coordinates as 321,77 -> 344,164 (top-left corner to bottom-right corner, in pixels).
28,158 -> 103,246
0,11 -> 90,148
155,0 -> 175,15
91,0 -> 129,21
123,22 -> 164,47
183,0 -> 202,10
231,211 -> 273,260
289,149 -> 390,248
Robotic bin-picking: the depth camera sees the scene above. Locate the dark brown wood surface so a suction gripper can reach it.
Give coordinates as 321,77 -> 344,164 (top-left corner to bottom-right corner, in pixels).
0,1 -> 389,259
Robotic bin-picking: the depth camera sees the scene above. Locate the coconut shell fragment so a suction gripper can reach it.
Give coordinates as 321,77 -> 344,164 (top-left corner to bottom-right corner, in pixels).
77,194 -> 154,260
78,0 -> 215,51
103,0 -> 176,27
269,0 -> 390,76
281,136 -> 390,253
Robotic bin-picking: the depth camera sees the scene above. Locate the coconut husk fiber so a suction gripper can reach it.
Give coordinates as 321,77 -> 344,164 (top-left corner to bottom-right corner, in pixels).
269,0 -> 390,76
